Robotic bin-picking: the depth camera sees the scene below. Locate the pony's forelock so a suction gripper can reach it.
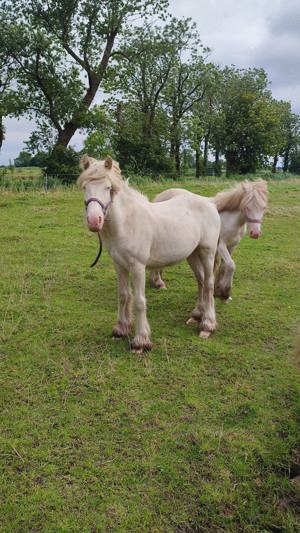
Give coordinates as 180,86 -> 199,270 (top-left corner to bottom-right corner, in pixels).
77,157 -> 122,192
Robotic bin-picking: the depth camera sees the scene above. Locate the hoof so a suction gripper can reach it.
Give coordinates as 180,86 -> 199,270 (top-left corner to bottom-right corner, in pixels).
199,330 -> 212,339
131,347 -> 144,354
224,296 -> 232,303
112,326 -> 131,339
130,340 -> 153,353
186,317 -> 199,325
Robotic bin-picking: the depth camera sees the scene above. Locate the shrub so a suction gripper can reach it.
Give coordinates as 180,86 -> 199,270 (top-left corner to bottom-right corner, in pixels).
45,145 -> 80,183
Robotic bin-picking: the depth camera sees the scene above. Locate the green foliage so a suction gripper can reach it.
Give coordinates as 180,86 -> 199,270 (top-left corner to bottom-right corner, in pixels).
14,149 -> 49,168
14,150 -> 34,167
218,68 -> 275,174
82,105 -> 115,159
106,18 -> 207,175
0,0 -> 168,149
31,151 -> 49,168
45,145 -> 80,183
289,150 -> 300,173
0,180 -> 299,532
1,0 -> 299,176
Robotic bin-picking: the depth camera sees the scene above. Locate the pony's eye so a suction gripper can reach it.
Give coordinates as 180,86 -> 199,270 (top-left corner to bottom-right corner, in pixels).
106,186 -> 112,191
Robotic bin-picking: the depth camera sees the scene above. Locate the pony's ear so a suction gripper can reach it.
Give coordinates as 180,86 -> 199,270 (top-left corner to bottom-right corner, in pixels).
80,154 -> 91,170
104,156 -> 113,169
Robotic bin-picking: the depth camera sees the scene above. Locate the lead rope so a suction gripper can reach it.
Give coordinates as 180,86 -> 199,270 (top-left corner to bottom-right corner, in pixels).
90,232 -> 103,268
85,191 -> 113,267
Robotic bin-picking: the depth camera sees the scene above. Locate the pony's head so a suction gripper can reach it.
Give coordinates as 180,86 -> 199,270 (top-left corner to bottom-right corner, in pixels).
77,155 -> 122,232
240,180 -> 268,239
214,179 -> 268,239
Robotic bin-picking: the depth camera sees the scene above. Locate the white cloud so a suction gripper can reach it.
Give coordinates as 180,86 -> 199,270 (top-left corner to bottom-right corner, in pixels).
1,0 -> 299,164
170,0 -> 300,114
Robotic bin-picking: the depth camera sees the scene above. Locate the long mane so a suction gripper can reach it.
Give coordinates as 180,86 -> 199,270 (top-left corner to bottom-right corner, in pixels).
212,180 -> 268,213
77,155 -> 149,203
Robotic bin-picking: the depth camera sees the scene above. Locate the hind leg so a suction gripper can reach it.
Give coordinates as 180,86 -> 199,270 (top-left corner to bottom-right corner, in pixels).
149,270 -> 166,289
187,250 -> 205,325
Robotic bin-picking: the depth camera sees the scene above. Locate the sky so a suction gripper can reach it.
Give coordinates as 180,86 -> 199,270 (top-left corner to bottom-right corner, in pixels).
1,0 -> 299,165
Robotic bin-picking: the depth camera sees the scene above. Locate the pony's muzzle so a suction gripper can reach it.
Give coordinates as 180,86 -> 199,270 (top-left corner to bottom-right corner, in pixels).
250,227 -> 261,239
248,223 -> 261,239
87,214 -> 104,232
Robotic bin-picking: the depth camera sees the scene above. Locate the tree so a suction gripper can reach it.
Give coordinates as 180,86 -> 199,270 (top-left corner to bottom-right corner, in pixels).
0,49 -> 15,151
289,149 -> 300,173
281,111 -> 300,172
82,105 -> 115,159
0,0 -> 168,152
187,65 -> 223,177
268,100 -> 291,173
164,52 -> 211,176
217,67 -> 277,174
106,18 -> 195,173
14,150 -> 33,167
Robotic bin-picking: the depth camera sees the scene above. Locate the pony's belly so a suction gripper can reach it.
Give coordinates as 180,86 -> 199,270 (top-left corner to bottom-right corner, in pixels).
147,239 -> 199,269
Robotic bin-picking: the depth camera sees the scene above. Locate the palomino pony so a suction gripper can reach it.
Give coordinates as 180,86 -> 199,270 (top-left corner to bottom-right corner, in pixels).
77,155 -> 221,351
150,180 -> 268,304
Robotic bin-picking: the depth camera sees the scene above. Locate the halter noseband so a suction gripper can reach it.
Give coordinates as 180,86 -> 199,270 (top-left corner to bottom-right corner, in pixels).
84,197 -> 112,216
84,195 -> 113,268
245,217 -> 262,224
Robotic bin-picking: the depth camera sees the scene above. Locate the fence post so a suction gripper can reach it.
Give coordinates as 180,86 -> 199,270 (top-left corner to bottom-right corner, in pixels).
44,174 -> 48,192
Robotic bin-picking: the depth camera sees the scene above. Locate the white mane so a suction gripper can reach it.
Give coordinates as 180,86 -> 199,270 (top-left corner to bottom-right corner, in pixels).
77,155 -> 149,204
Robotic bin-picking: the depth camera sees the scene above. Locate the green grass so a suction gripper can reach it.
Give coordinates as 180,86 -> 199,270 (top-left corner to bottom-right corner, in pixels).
1,179 -> 300,532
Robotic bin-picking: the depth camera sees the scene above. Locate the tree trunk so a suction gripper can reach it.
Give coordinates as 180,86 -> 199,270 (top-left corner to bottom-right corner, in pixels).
226,151 -> 239,176
195,146 -> 201,178
203,134 -> 209,174
175,140 -> 181,177
54,33 -> 116,149
214,145 -> 221,176
272,154 -> 278,173
283,146 -> 290,172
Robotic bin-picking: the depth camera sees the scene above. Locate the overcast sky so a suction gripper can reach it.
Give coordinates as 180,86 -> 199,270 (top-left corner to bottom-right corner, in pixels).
1,0 -> 299,165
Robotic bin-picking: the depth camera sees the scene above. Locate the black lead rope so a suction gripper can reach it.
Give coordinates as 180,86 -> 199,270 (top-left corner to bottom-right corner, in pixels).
85,195 -> 113,267
90,232 -> 103,267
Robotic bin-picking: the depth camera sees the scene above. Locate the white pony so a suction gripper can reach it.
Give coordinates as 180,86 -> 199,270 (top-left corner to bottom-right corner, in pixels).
78,155 -> 221,351
150,180 -> 268,305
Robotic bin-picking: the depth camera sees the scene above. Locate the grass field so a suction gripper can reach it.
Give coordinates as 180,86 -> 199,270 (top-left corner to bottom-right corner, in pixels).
1,179 -> 300,532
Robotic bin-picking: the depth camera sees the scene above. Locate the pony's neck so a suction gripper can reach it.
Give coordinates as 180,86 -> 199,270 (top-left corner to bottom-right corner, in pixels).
102,184 -> 147,237
220,208 -> 247,228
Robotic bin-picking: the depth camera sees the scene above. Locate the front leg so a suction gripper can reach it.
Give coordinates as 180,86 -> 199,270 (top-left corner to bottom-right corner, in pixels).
112,263 -> 132,339
131,262 -> 152,353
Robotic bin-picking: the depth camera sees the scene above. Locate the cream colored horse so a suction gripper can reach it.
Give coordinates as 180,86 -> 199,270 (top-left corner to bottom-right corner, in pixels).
150,180 -> 268,304
78,155 -> 221,351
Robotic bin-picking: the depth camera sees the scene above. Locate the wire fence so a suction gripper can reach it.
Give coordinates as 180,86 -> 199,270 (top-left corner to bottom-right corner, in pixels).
0,167 -> 296,192
0,172 -> 77,192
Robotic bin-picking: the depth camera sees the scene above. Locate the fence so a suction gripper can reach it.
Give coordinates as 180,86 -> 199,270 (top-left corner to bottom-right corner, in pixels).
0,171 -> 78,192
0,167 -> 296,192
